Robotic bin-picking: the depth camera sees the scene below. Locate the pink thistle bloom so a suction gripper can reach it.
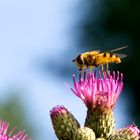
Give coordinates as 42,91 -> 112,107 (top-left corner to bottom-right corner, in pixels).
109,124 -> 140,139
71,71 -> 123,109
0,119 -> 30,140
125,124 -> 140,137
50,105 -> 68,118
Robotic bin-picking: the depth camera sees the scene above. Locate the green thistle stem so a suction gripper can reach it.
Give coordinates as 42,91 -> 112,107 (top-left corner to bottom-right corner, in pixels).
85,107 -> 115,138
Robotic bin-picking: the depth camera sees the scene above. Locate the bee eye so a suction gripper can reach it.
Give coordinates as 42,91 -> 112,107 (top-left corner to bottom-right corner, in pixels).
77,55 -> 83,65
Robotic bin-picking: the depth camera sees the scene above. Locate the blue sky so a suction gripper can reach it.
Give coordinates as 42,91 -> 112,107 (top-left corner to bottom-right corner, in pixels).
0,0 -> 131,139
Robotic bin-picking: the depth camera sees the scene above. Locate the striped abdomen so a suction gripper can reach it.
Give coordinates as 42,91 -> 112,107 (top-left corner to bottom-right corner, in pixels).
94,52 -> 121,66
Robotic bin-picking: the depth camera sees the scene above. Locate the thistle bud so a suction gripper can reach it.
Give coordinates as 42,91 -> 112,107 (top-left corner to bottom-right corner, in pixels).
108,124 -> 140,140
50,105 -> 80,140
73,127 -> 96,140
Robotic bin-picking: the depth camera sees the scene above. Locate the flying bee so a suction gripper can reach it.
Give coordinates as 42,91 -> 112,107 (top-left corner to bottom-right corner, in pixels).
73,46 -> 127,72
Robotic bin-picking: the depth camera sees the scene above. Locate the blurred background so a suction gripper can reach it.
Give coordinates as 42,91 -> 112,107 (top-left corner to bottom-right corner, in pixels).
0,0 -> 139,139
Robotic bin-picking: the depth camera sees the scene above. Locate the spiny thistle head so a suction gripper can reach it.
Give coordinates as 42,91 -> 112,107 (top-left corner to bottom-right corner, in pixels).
71,71 -> 123,109
96,138 -> 106,140
73,127 -> 96,140
0,119 -> 30,140
50,105 -> 68,118
50,105 -> 80,140
108,124 -> 140,140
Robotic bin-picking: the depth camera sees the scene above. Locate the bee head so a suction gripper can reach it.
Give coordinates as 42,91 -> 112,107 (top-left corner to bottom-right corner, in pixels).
73,54 -> 83,68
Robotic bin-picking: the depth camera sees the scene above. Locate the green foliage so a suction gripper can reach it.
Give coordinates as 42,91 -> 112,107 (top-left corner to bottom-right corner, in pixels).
0,96 -> 32,137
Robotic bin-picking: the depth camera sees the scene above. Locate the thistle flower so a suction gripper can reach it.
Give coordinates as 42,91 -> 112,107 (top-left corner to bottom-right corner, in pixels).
0,119 -> 30,140
70,71 -> 124,138
71,71 -> 123,109
108,124 -> 140,140
50,105 -> 80,140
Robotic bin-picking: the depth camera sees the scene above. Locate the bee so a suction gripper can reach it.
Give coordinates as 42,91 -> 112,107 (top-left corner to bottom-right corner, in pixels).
73,46 -> 127,71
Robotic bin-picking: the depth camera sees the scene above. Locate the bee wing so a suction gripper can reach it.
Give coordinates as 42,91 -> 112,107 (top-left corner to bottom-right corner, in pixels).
94,45 -> 128,56
113,53 -> 127,59
93,50 -> 100,52
108,45 -> 128,53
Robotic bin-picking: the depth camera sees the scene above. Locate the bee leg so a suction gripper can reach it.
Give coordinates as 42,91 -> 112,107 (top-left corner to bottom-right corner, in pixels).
90,66 -> 93,73
106,63 -> 110,76
101,65 -> 104,72
85,65 -> 88,71
106,63 -> 109,72
79,67 -> 82,71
